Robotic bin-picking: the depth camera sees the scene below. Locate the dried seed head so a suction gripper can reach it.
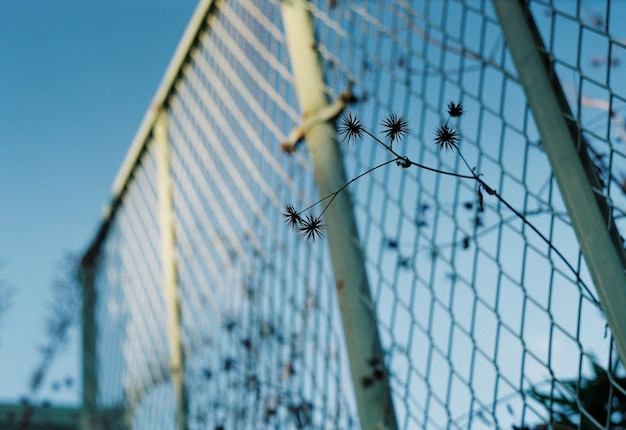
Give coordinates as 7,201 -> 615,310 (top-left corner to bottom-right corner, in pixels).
338,113 -> 364,145
283,205 -> 303,230
434,124 -> 460,151
299,214 -> 326,241
447,101 -> 464,118
381,114 -> 409,146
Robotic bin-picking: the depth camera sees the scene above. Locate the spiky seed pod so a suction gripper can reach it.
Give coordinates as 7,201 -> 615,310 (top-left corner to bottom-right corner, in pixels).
434,124 -> 460,151
381,114 -> 409,146
447,101 -> 464,118
338,113 -> 364,145
283,205 -> 303,230
299,214 -> 326,241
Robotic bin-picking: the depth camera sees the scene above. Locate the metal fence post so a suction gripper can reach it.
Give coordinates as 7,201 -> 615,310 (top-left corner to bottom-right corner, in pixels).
80,248 -> 99,430
492,0 -> 626,363
281,1 -> 398,429
155,110 -> 188,430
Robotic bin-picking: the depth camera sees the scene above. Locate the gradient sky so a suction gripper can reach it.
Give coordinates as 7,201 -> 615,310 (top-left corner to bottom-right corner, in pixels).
0,0 -> 198,404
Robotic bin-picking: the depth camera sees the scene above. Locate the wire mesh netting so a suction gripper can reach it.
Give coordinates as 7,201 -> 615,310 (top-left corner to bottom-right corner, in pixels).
93,0 -> 356,428
85,0 -> 626,429
317,0 -> 626,428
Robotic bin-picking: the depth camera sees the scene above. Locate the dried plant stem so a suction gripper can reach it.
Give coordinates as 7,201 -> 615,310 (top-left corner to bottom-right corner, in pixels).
285,109 -> 599,305
452,147 -> 598,303
299,158 -> 398,217
362,129 -> 475,179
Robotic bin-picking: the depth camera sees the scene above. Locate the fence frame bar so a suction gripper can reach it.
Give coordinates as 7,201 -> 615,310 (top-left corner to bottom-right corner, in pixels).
79,2 -> 216,426
80,250 -> 99,430
492,0 -> 626,364
155,110 -> 188,430
281,1 -> 398,429
89,0 -> 215,252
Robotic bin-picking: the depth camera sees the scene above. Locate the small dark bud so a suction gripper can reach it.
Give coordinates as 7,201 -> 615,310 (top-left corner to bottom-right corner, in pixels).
447,101 -> 464,117
396,156 -> 411,168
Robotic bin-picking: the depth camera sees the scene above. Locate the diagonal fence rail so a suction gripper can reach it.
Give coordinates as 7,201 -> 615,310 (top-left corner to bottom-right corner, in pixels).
80,0 -> 626,428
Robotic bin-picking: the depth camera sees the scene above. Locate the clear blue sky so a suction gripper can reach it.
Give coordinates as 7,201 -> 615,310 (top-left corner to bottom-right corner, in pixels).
0,0 -> 198,404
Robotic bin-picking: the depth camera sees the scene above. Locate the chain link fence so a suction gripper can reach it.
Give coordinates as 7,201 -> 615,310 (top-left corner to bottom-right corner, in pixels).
81,0 -> 626,429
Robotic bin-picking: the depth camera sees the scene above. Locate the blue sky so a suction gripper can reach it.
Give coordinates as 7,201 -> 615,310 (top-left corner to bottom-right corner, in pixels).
0,0 -> 198,404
